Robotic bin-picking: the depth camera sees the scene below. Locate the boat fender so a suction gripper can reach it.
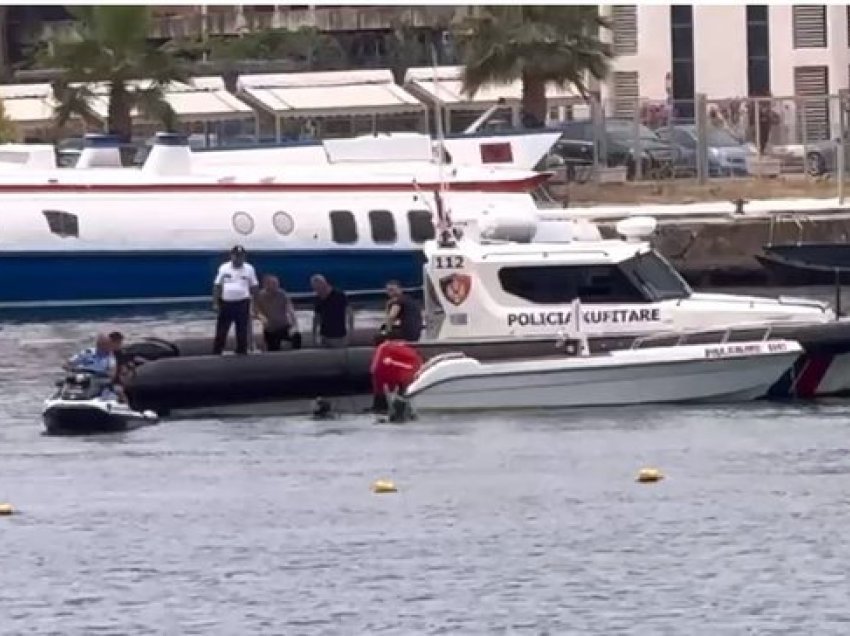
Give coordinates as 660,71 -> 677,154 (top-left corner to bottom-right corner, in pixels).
371,479 -> 398,494
370,341 -> 423,397
636,467 -> 664,483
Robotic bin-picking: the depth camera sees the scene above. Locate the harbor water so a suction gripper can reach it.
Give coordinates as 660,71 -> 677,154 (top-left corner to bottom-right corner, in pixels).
2,299 -> 850,634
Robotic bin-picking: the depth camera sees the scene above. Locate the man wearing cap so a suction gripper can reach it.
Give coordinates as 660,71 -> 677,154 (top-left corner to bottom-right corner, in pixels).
213,245 -> 259,355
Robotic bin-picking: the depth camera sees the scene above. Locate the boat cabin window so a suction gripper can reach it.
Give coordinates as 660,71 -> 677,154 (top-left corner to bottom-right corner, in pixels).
618,251 -> 691,300
499,265 -> 647,304
368,210 -> 397,244
408,209 -> 435,243
329,210 -> 357,244
42,210 -> 79,238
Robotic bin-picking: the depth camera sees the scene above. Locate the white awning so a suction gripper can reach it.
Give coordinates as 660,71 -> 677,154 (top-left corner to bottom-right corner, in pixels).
2,96 -> 57,125
0,79 -> 253,125
0,83 -> 62,126
86,79 -> 253,122
238,69 -> 425,118
404,65 -> 580,108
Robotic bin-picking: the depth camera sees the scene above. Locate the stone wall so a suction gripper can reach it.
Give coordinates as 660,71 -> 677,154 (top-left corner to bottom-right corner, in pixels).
598,213 -> 850,285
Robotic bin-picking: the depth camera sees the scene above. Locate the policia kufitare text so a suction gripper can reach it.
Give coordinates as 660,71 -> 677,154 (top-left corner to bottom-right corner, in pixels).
212,245 -> 259,355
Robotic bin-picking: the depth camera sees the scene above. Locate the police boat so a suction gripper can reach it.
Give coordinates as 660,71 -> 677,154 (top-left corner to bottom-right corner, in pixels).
114,213 -> 850,417
401,304 -> 803,412
42,372 -> 158,435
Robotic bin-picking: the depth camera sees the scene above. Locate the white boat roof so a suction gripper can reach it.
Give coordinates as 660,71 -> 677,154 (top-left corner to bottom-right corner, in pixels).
0,134 -> 549,188
428,237 -> 651,265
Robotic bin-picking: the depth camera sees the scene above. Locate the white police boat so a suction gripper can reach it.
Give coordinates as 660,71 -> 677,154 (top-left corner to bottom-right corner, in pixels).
403,308 -> 803,412
416,213 -> 850,400
42,372 -> 158,435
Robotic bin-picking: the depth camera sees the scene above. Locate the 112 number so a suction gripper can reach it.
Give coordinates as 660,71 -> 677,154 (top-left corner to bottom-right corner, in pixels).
433,255 -> 464,269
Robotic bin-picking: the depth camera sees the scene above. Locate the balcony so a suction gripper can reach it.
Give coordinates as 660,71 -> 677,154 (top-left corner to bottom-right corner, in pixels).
29,6 -> 461,47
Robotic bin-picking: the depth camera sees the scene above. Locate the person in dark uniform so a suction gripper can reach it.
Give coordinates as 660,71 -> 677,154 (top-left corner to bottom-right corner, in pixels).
213,245 -> 259,355
383,279 -> 422,342
310,274 -> 352,348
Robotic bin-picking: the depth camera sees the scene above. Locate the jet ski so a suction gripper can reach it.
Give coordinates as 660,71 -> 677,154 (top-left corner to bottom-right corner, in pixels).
42,372 -> 158,435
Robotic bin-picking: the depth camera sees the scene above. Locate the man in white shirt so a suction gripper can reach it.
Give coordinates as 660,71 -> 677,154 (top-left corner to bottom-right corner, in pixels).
213,245 -> 259,355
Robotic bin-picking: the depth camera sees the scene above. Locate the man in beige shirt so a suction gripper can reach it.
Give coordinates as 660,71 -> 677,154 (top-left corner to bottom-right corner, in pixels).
253,275 -> 301,351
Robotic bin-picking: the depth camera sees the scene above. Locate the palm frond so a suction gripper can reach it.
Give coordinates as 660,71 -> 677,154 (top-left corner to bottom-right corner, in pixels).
51,80 -> 97,128
455,5 -> 612,99
132,86 -> 178,132
38,6 -> 190,141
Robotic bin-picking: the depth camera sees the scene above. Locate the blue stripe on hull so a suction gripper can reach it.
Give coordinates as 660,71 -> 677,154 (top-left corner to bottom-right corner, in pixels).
0,250 -> 425,307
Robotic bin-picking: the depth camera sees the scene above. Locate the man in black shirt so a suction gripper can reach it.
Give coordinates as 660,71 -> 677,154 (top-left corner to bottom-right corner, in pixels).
384,279 -> 422,342
311,274 -> 352,348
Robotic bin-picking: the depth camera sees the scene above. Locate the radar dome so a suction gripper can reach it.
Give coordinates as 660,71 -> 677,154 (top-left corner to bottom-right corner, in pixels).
616,216 -> 657,243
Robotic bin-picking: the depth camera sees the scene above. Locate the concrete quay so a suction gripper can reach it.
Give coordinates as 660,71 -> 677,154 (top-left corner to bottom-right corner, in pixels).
565,194 -> 850,286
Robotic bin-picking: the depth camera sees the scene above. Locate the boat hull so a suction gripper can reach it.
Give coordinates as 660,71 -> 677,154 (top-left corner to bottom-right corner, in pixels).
42,400 -> 158,435
765,244 -> 850,270
756,252 -> 850,286
405,345 -> 801,411
3,248 -> 422,308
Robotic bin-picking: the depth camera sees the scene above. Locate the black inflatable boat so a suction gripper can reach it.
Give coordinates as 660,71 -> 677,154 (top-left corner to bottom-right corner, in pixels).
118,320 -> 850,417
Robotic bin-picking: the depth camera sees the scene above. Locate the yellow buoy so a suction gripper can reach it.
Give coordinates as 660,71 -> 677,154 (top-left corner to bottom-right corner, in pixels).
0,503 -> 14,515
371,479 -> 398,494
636,468 -> 664,483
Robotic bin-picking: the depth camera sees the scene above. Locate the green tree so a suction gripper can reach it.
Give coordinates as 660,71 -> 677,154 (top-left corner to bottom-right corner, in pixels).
455,6 -> 612,127
41,6 -> 189,141
0,98 -> 17,142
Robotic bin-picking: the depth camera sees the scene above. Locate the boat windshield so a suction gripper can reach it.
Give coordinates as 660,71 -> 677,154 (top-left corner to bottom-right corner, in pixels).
618,251 -> 692,301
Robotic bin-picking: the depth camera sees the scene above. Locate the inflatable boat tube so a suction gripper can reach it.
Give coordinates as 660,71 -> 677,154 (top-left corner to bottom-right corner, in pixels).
120,320 -> 850,415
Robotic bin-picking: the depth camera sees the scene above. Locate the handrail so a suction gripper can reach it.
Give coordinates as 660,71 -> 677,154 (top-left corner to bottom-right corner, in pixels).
630,324 -> 781,350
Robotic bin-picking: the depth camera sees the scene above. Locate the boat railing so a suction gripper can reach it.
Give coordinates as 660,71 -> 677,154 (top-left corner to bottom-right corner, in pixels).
767,211 -> 812,246
629,324 -> 785,350
417,351 -> 467,376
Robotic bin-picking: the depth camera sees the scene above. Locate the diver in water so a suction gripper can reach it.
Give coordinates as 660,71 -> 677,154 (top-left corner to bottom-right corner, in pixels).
311,397 -> 335,420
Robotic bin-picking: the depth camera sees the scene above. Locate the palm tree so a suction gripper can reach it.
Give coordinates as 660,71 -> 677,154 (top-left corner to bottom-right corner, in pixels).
41,6 -> 189,142
455,6 -> 612,128
0,98 -> 17,142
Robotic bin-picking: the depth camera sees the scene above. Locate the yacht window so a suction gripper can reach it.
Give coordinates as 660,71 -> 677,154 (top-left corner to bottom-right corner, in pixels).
330,210 -> 357,244
272,211 -> 295,236
499,265 -> 647,304
368,210 -> 397,244
42,210 -> 79,238
408,209 -> 435,243
618,251 -> 692,300
232,211 -> 255,235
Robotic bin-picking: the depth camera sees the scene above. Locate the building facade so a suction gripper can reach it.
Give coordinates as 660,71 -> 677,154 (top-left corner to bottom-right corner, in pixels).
604,4 -> 850,102
602,4 -> 850,141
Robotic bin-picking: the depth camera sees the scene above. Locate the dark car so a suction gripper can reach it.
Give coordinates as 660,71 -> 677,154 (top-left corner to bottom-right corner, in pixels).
656,125 -> 752,177
550,119 -> 679,180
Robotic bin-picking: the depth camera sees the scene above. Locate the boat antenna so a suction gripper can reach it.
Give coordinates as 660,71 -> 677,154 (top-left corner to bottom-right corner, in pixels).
431,43 -> 456,248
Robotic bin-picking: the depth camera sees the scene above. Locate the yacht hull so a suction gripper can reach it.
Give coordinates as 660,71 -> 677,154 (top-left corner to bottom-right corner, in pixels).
1,248 -> 422,308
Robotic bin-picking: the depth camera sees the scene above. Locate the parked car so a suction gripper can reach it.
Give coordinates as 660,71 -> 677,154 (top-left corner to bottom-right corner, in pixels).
801,136 -> 850,176
656,125 -> 752,177
549,119 -> 679,180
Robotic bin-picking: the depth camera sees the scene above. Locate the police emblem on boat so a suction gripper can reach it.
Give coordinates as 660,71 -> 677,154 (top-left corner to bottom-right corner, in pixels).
440,274 -> 472,306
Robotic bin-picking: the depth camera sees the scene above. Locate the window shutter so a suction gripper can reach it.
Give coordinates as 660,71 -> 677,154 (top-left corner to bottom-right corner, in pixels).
794,65 -> 830,142
792,5 -> 827,48
612,71 -> 639,119
611,6 -> 638,56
